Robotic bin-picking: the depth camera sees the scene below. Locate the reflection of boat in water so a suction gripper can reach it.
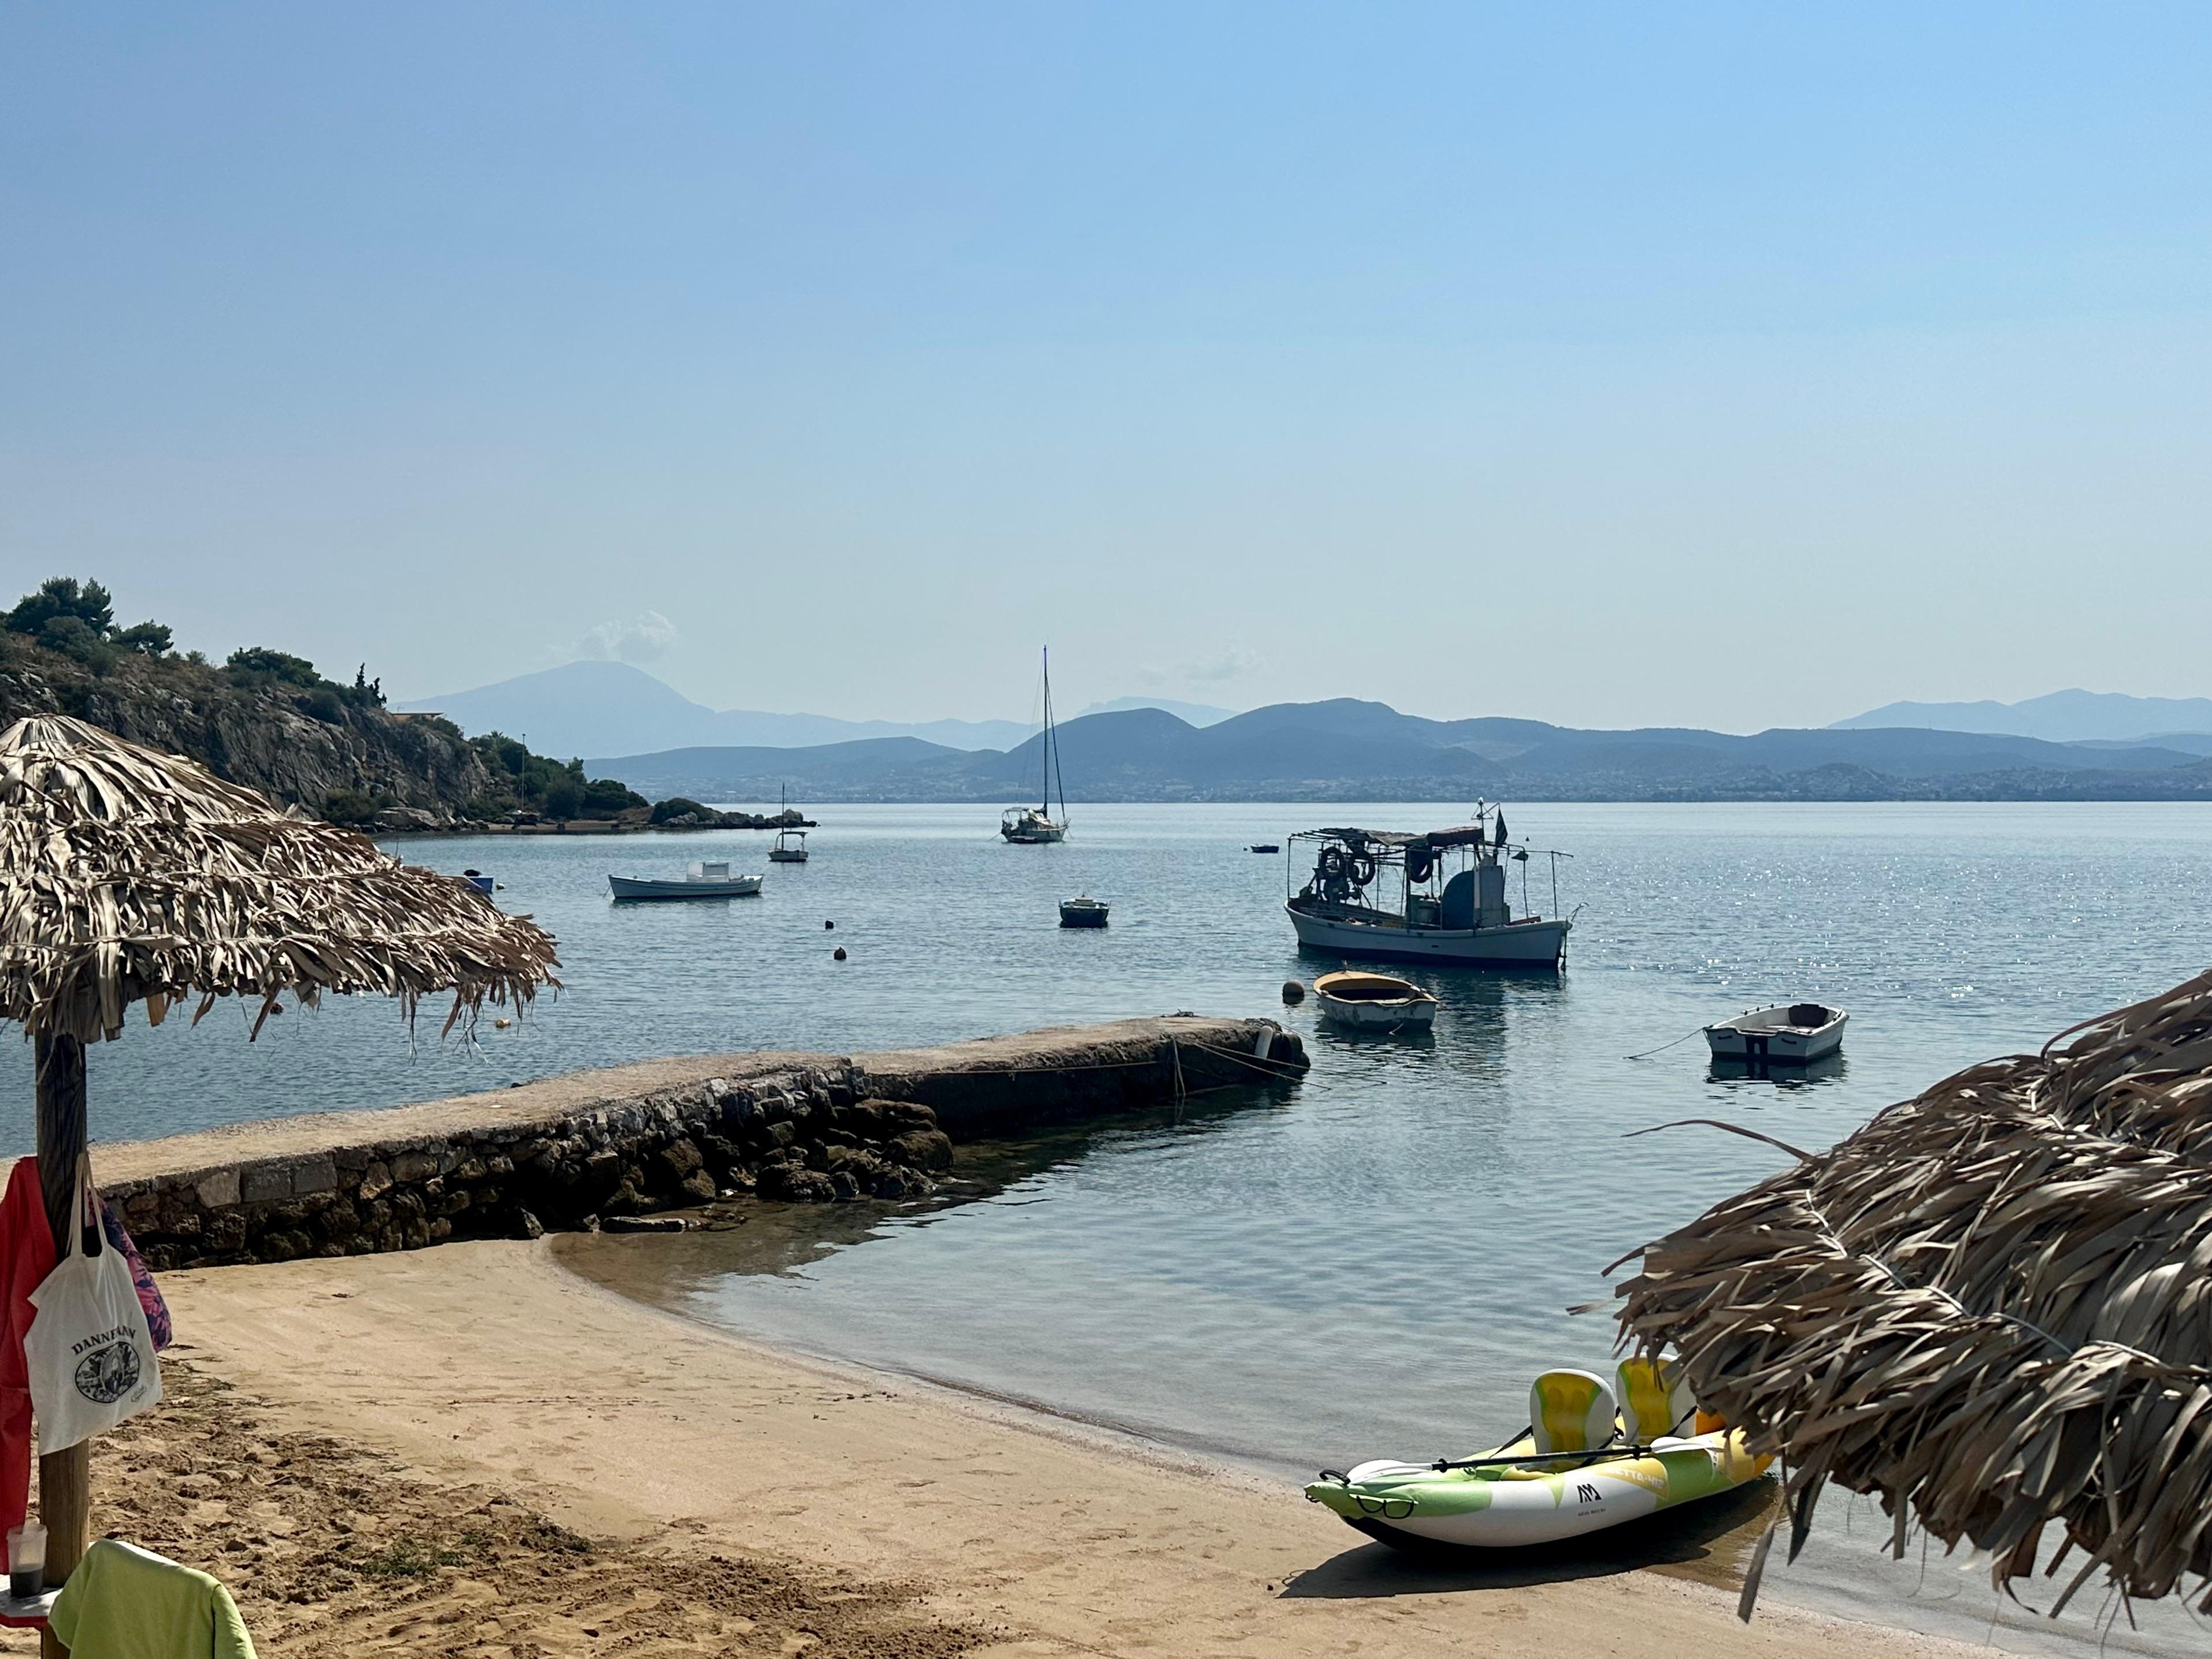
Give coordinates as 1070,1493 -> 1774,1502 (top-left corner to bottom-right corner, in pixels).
1285,805 -> 1571,969
1002,647 -> 1069,844
1313,970 -> 1437,1030
1058,896 -> 1109,928
1704,1002 -> 1846,1064
1709,1049 -> 1847,1087
1305,1359 -> 1770,1550
608,861 -> 762,901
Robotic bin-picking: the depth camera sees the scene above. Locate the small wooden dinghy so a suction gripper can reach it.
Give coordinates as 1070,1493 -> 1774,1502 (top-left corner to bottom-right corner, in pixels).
608,861 -> 763,901
1704,1002 -> 1847,1063
1058,896 -> 1109,928
1305,1360 -> 1771,1551
1313,970 -> 1437,1030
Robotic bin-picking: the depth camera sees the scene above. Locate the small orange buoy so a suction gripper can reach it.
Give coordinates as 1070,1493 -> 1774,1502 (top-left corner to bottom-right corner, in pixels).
833,946 -> 847,961
494,1017 -> 513,1029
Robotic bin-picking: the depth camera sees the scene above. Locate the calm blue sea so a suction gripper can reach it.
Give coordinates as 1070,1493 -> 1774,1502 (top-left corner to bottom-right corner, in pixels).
25,802 -> 2212,1646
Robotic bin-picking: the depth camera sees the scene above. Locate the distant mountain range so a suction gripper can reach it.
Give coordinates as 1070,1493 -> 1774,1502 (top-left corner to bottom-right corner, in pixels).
584,698 -> 2212,805
1832,689 -> 2212,744
397,661 -> 1233,756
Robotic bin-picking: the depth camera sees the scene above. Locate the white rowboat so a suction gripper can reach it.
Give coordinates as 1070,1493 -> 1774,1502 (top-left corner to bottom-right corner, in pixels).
1313,971 -> 1439,1031
1703,1002 -> 1847,1063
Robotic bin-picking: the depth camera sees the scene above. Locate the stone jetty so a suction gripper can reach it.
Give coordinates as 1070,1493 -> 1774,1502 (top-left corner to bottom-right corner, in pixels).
93,1016 -> 1307,1269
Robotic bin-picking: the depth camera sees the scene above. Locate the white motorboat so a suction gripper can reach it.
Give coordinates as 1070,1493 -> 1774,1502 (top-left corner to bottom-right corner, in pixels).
1285,806 -> 1573,969
766,786 -> 809,861
1313,971 -> 1439,1030
608,861 -> 763,901
1703,1002 -> 1847,1064
1001,646 -> 1070,844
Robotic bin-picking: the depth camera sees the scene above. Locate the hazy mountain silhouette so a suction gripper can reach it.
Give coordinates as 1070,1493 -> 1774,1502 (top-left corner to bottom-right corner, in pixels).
400,661 -> 1034,756
401,662 -> 1242,758
587,699 -> 2212,803
1073,695 -> 1236,725
1832,688 -> 2212,743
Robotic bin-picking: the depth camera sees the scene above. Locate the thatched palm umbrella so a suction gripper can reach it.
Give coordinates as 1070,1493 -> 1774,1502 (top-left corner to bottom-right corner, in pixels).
0,713 -> 557,1593
1616,966 -> 2212,1619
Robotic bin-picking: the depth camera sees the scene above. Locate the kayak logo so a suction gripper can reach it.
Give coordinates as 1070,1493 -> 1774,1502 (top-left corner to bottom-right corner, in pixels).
1574,1483 -> 1602,1505
75,1339 -> 142,1404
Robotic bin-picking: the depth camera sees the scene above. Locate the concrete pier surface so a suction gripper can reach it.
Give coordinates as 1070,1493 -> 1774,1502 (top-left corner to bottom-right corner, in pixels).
87,1014 -> 1307,1269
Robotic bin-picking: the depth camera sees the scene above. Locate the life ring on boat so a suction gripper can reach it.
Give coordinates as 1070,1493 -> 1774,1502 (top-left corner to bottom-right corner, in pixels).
1318,845 -> 1379,890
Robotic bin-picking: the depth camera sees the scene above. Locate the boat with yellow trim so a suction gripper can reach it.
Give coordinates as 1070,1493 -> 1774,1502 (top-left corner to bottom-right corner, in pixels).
1304,1360 -> 1770,1549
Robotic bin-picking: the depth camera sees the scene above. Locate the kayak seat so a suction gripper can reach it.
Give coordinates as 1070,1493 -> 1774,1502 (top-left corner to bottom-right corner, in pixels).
1529,1369 -> 1617,1456
1616,1356 -> 1697,1446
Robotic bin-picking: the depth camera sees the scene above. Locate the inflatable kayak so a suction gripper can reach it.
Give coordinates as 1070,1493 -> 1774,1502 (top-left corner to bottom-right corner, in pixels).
1304,1361 -> 1772,1550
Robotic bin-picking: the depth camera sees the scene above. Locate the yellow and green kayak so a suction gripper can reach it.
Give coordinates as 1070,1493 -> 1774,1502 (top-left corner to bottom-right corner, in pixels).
1304,1364 -> 1772,1550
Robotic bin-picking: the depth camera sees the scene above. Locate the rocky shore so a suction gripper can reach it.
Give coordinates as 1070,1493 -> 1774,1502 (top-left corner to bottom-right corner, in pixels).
94,1016 -> 1307,1270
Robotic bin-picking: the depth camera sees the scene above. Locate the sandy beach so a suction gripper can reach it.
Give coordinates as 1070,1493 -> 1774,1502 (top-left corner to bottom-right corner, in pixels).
2,1238 -> 1991,1658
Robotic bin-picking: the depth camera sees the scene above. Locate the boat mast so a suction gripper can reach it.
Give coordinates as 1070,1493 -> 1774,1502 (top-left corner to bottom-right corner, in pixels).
1042,646 -> 1067,826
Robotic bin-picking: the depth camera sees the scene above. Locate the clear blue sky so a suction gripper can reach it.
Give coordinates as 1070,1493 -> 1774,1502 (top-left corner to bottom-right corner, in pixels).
5,3 -> 2207,731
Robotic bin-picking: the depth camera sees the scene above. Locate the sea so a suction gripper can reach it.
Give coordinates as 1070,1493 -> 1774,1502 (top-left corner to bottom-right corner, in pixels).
29,801 -> 2212,1653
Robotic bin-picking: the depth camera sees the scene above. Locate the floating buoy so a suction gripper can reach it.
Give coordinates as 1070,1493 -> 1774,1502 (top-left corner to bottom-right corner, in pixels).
1281,980 -> 1306,1004
493,1017 -> 513,1029
824,920 -> 835,930
833,946 -> 847,961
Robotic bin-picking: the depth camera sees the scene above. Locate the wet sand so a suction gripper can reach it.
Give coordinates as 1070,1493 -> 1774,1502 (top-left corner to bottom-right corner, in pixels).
29,1238 -> 1992,1658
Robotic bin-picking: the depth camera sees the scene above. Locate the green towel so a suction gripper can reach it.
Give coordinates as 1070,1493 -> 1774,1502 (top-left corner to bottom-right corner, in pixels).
47,1539 -> 255,1659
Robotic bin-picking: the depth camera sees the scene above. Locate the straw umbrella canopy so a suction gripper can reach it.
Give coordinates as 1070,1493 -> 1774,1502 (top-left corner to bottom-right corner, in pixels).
1615,967 -> 2212,1619
0,713 -> 558,1593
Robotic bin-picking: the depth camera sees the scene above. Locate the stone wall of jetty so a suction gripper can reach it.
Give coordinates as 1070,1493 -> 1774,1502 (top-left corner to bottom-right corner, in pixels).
91,1016 -> 1306,1270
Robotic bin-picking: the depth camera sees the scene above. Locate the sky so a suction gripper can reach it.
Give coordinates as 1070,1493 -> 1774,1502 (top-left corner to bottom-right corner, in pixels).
4,3 -> 2209,733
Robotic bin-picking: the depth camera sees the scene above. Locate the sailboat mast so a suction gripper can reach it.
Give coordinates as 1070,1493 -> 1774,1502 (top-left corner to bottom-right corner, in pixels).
1043,646 -> 1067,825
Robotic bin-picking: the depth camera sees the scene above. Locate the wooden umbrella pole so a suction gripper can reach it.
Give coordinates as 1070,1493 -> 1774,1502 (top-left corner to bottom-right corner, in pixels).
32,1034 -> 90,1625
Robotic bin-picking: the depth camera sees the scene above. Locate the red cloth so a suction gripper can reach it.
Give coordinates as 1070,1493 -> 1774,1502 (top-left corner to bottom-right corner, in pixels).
1,1157 -> 57,1540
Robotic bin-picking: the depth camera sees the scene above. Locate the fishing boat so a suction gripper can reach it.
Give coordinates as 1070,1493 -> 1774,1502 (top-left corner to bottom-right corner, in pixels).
1248,843 -> 1280,854
1058,896 -> 1109,928
1704,1002 -> 1847,1064
1001,647 -> 1069,844
1285,805 -> 1572,969
1305,1360 -> 1770,1551
607,861 -> 762,901
1312,970 -> 1437,1030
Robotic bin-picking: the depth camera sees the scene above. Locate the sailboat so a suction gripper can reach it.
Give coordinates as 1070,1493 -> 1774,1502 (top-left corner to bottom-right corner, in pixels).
1001,647 -> 1069,844
767,784 -> 807,862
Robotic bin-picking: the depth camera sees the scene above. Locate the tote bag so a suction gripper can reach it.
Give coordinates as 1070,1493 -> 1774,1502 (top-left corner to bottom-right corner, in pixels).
24,1160 -> 162,1453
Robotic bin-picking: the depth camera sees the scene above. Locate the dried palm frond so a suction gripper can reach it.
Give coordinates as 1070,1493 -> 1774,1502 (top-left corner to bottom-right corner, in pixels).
0,715 -> 558,1042
1616,967 -> 2212,1616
